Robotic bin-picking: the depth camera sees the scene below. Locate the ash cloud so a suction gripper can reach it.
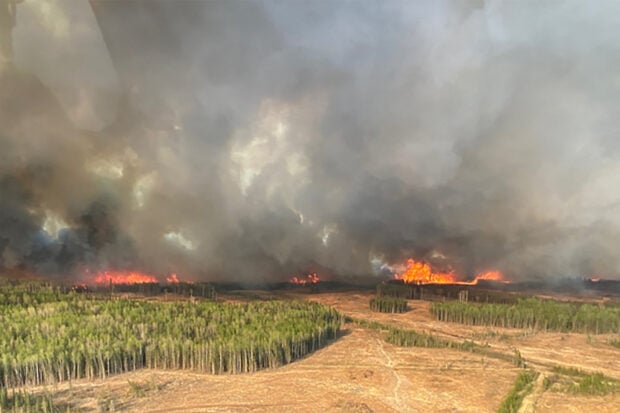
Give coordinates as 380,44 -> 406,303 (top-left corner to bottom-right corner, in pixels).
1,0 -> 620,281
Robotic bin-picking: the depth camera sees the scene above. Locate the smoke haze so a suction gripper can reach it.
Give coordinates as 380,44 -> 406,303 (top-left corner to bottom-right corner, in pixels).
2,0 -> 620,282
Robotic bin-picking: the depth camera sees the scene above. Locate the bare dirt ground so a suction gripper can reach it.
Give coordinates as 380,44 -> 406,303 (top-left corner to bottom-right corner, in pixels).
536,391 -> 619,413
304,292 -> 620,377
48,327 -> 514,412
304,291 -> 620,412
31,290 -> 620,412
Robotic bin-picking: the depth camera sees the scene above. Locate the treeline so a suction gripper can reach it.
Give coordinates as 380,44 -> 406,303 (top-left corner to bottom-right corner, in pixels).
0,296 -> 341,389
369,297 -> 407,313
376,283 -> 420,299
377,281 -> 521,304
93,282 -> 217,299
431,298 -> 620,333
0,280 -> 217,303
0,282 -> 72,306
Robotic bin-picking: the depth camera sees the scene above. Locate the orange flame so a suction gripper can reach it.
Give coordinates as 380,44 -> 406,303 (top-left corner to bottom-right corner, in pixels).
289,272 -> 320,285
166,273 -> 180,283
394,259 -> 508,285
91,270 -> 158,285
475,270 -> 503,282
395,259 -> 457,284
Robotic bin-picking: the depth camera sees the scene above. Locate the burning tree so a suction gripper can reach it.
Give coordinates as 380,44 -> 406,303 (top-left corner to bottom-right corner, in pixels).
392,259 -> 508,285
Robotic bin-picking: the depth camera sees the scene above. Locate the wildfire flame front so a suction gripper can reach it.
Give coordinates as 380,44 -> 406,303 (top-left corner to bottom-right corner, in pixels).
394,259 -> 508,285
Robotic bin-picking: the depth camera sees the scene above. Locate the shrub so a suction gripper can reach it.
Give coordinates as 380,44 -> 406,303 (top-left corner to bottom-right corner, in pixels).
497,371 -> 538,413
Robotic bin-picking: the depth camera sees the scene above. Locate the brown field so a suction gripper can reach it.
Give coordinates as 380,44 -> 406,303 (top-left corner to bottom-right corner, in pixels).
28,290 -> 620,412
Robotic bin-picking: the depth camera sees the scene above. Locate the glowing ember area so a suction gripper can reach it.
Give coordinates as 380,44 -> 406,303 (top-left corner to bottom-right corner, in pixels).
71,283 -> 89,292
394,259 -> 508,285
166,273 -> 180,283
92,270 -> 158,285
289,273 -> 320,285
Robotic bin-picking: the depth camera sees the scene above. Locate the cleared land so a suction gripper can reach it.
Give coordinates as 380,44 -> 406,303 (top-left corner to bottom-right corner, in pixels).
40,327 -> 515,412
3,289 -> 620,412
306,291 -> 620,412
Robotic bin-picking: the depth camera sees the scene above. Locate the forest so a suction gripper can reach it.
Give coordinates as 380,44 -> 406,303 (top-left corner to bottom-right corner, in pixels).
430,298 -> 620,333
0,282 -> 341,390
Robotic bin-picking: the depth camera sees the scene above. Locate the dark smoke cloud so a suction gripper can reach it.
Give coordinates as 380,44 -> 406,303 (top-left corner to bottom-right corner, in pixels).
1,0 -> 620,281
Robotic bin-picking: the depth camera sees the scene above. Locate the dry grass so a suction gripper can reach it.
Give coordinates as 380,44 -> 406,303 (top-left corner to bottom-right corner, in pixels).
536,391 -> 620,413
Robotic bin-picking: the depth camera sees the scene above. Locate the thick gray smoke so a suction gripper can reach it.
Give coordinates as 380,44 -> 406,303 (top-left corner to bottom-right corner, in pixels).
2,0 -> 620,282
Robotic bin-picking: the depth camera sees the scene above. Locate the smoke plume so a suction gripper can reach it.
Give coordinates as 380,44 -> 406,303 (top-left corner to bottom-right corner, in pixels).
1,0 -> 620,282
